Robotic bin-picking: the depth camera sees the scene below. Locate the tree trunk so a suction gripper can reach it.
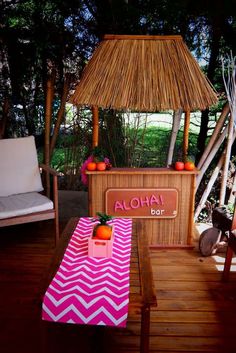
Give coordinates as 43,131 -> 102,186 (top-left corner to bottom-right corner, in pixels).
103,110 -> 125,167
21,92 -> 36,136
44,68 -> 56,197
0,96 -> 9,139
166,109 -> 182,166
197,109 -> 210,164
50,74 -> 71,159
196,13 -> 223,163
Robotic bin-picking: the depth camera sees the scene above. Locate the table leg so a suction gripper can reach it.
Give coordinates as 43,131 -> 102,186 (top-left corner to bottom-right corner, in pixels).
89,326 -> 106,353
140,305 -> 150,353
222,245 -> 234,282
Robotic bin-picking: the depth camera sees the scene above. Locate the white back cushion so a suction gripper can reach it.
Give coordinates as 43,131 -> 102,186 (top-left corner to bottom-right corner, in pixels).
0,136 -> 43,196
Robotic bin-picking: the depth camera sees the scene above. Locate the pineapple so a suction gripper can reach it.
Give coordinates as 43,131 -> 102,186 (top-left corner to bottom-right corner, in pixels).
93,212 -> 113,240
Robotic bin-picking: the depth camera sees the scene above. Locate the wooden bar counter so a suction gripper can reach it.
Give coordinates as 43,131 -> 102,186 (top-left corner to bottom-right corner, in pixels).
86,167 -> 198,247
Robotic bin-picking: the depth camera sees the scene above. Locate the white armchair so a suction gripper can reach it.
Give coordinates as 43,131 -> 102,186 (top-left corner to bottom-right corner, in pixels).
0,136 -> 59,245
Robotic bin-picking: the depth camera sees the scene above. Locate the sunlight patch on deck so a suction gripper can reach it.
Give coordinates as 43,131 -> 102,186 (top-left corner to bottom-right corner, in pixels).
212,255 -> 236,272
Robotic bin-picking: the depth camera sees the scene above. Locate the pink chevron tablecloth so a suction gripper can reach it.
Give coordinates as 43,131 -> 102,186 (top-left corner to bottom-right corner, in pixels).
42,217 -> 132,327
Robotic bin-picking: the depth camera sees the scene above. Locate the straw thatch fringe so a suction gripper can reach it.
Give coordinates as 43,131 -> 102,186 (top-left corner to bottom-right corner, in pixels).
70,35 -> 218,111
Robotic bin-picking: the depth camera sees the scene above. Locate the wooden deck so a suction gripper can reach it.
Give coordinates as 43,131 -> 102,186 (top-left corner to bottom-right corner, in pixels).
0,219 -> 236,353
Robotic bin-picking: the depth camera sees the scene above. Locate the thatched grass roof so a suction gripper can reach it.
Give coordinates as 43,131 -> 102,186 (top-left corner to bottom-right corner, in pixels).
69,34 -> 218,111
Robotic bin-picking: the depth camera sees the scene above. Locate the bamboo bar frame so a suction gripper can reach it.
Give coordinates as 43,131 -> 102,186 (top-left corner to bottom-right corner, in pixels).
183,109 -> 190,160
92,105 -> 99,148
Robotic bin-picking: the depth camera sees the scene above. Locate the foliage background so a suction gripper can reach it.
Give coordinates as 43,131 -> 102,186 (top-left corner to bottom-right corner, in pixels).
1,0 -> 236,219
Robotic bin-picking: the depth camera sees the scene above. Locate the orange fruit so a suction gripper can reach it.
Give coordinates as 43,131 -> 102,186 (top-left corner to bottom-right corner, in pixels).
96,162 -> 106,171
95,225 -> 112,240
87,162 -> 97,171
184,161 -> 195,171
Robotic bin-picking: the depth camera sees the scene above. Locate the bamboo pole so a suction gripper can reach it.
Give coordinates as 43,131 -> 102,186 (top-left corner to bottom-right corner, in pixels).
92,105 -> 99,148
219,112 -> 234,206
196,126 -> 228,190
194,152 -> 225,220
166,109 -> 182,166
195,129 -> 236,219
220,53 -> 236,206
197,102 -> 229,170
183,109 -> 190,161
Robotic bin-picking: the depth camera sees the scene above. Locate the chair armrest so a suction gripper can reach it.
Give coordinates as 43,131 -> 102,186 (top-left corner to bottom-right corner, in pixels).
39,164 -> 59,207
40,163 -> 60,177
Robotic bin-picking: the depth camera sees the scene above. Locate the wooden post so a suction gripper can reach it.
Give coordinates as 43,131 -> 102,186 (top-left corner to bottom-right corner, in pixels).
92,106 -> 99,148
183,109 -> 190,161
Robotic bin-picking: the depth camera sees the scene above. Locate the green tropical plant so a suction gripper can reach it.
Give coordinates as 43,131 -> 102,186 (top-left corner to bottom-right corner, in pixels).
96,212 -> 113,225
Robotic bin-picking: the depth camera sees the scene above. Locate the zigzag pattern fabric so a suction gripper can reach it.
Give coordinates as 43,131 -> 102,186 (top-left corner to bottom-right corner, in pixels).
42,217 -> 132,327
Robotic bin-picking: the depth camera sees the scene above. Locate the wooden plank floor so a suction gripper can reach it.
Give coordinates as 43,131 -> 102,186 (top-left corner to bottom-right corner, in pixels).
0,220 -> 236,353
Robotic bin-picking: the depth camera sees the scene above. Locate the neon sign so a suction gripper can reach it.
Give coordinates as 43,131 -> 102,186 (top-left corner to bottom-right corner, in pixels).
105,188 -> 178,218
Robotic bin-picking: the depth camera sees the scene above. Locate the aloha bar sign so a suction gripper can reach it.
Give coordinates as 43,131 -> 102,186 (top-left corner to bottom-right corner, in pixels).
105,188 -> 178,218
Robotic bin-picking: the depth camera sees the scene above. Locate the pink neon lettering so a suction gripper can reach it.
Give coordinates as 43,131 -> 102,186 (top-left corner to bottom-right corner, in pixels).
150,194 -> 161,206
114,201 -> 124,212
114,194 -> 164,212
160,194 -> 164,205
130,197 -> 140,209
140,196 -> 150,207
123,200 -> 131,210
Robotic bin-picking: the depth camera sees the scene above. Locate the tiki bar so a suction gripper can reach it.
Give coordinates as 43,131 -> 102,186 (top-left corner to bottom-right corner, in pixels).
70,34 -> 218,247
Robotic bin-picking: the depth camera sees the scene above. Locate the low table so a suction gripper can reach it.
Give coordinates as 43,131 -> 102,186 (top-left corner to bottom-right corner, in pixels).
41,217 -> 157,353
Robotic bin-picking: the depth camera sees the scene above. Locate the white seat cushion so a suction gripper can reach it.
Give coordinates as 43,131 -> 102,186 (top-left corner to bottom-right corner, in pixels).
0,192 -> 53,219
0,136 -> 43,197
